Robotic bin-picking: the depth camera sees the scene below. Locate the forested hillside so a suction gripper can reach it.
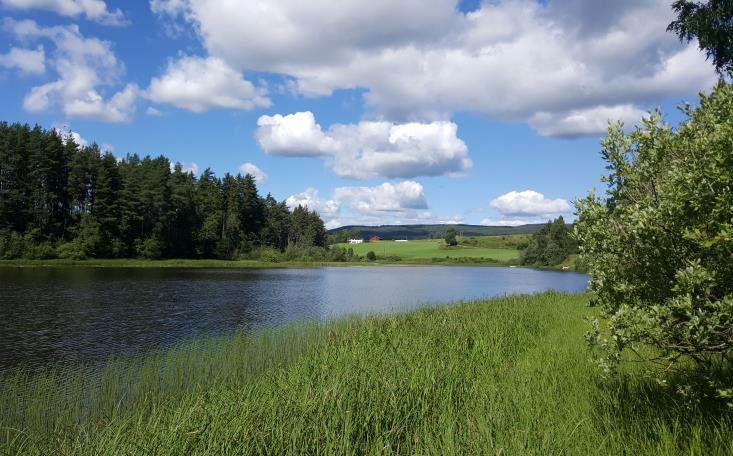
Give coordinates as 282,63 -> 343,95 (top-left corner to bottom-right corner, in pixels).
0,122 -> 326,260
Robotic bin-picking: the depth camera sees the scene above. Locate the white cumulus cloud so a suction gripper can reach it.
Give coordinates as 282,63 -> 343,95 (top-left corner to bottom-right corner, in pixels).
0,46 -> 45,74
529,105 -> 647,138
1,0 -> 127,25
256,111 -> 336,157
332,181 -> 428,214
489,190 -> 571,217
53,123 -> 87,147
170,161 -> 199,175
150,0 -> 716,137
239,162 -> 268,184
4,18 -> 138,122
257,111 -> 471,179
286,187 -> 340,216
147,55 -> 270,112
145,106 -> 163,116
287,181 -> 439,227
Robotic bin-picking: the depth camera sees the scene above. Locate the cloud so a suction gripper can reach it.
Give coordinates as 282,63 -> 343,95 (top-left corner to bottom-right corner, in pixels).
286,187 -> 340,215
529,105 -> 647,138
333,181 -> 428,214
170,161 -> 198,174
152,0 -> 715,136
146,55 -> 270,112
4,19 -> 138,122
53,123 -> 87,147
489,190 -> 571,217
0,46 -> 45,74
256,111 -> 336,157
480,218 -> 546,227
239,162 -> 268,184
257,111 -> 471,179
145,106 -> 163,116
1,0 -> 127,25
287,181 -> 440,227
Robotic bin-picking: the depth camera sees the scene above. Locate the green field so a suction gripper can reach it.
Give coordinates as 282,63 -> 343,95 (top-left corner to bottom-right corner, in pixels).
336,239 -> 520,262
2,292 -> 730,455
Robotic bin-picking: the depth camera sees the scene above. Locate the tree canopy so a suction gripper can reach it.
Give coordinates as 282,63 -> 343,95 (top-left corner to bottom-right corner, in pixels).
575,82 -> 733,404
0,122 -> 327,260
444,227 -> 458,246
519,216 -> 576,266
668,0 -> 733,75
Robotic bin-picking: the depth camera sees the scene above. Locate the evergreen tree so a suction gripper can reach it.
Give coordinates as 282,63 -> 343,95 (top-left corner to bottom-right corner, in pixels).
0,122 -> 329,260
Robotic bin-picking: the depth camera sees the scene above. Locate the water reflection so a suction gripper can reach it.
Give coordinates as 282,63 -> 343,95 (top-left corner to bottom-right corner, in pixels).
0,266 -> 588,370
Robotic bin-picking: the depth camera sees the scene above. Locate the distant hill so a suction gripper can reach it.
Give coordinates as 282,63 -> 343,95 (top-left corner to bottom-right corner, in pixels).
327,224 -> 548,240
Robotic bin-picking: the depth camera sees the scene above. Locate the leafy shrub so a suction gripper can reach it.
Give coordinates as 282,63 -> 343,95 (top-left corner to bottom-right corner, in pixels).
520,216 -> 576,266
576,82 -> 733,405
366,251 -> 376,261
137,237 -> 163,260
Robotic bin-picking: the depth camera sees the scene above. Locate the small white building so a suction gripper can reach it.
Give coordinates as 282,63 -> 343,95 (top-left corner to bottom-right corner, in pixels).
348,239 -> 363,244
395,239 -> 408,242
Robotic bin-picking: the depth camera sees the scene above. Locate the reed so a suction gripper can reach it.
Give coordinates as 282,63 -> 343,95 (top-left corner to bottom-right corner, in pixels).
1,292 -> 730,455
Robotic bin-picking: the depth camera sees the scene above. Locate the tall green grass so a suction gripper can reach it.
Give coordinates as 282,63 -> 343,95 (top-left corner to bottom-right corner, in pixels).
1,292 -> 731,455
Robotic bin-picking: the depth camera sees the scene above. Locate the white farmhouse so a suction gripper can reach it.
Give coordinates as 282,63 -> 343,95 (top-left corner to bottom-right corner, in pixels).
348,239 -> 364,244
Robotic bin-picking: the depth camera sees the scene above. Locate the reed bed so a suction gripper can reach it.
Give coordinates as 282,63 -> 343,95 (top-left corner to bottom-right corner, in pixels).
1,292 -> 731,455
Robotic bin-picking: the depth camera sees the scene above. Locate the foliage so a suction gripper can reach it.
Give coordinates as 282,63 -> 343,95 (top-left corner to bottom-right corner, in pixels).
366,250 -> 376,261
328,228 -> 362,245
520,216 -> 577,266
3,293 -> 732,454
668,0 -> 733,75
0,122 -> 327,260
444,227 -> 458,246
575,82 -> 733,405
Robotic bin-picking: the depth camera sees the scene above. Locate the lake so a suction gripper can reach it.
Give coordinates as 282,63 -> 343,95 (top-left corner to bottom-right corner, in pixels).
0,266 -> 588,371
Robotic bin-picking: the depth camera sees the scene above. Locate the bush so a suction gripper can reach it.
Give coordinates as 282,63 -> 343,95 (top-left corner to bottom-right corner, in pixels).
57,241 -> 87,260
576,82 -> 733,404
137,237 -> 163,260
366,251 -> 376,261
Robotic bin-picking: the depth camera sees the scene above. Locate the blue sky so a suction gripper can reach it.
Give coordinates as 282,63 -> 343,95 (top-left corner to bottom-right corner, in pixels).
0,0 -> 716,228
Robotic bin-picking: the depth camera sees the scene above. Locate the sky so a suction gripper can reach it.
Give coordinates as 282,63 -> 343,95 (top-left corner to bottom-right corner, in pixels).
0,0 -> 718,229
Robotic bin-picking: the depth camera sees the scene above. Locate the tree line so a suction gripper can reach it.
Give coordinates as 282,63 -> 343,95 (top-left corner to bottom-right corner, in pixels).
519,216 -> 577,267
0,122 -> 327,260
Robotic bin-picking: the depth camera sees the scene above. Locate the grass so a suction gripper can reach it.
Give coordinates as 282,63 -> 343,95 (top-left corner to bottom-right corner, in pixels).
335,238 -> 520,262
2,292 -> 730,454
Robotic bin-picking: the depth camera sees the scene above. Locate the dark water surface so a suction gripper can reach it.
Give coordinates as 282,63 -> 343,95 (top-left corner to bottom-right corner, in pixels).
0,266 -> 588,371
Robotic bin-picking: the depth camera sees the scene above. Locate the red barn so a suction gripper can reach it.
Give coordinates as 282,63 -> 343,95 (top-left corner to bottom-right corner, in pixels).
369,235 -> 381,241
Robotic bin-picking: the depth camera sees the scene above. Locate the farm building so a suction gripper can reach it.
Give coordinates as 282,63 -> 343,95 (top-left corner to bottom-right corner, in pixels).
348,239 -> 363,244
369,235 -> 381,241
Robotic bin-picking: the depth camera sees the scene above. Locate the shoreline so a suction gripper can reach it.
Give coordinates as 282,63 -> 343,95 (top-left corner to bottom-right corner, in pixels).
2,292 -> 727,454
0,258 -> 583,271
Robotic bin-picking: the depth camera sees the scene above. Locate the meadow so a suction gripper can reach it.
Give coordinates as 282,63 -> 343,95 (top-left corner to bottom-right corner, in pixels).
1,292 -> 730,455
335,238 -> 520,262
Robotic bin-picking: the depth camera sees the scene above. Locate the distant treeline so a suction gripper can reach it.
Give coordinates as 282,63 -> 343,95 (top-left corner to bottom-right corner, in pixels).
0,122 -> 326,260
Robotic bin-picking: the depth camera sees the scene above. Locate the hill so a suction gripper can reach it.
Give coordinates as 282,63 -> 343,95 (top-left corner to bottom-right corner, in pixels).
328,223 -> 547,240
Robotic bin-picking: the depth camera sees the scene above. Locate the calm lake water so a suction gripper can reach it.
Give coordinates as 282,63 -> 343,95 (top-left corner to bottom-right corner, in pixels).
0,266 -> 588,371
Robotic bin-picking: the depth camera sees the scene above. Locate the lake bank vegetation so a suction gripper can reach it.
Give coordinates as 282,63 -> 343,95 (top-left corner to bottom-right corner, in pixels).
2,292 -> 731,455
576,80 -> 733,409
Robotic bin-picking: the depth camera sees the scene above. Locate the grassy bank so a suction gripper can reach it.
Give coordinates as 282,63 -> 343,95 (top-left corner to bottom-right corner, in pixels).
0,257 -> 520,268
2,293 -> 730,454
0,258 -> 326,268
